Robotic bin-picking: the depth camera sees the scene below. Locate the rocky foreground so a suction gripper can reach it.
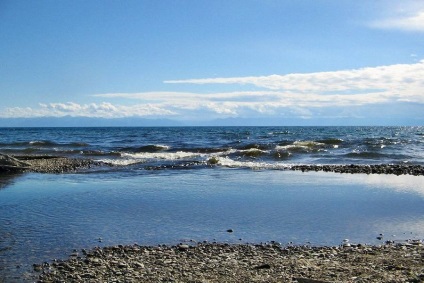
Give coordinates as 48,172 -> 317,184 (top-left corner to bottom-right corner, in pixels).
33,241 -> 424,283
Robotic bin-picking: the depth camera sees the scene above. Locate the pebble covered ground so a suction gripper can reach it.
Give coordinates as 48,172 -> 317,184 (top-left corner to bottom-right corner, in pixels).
290,164 -> 424,176
2,154 -> 424,176
33,241 -> 424,283
23,156 -> 102,173
0,154 -> 102,174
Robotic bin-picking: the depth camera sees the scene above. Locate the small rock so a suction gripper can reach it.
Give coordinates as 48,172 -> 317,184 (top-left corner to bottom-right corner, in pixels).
178,244 -> 190,251
32,264 -> 42,272
295,278 -> 331,283
118,262 -> 128,268
134,261 -> 144,268
254,263 -> 271,270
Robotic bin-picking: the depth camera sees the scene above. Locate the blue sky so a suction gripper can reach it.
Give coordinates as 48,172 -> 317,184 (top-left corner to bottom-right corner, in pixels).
1,0 -> 423,126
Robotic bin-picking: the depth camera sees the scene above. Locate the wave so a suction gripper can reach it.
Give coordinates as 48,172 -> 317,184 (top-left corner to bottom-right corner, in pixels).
29,140 -> 58,146
98,151 -> 212,166
230,148 -> 269,158
121,151 -> 206,160
210,156 -> 292,170
267,130 -> 291,135
189,147 -> 232,154
139,144 -> 170,152
97,158 -> 148,166
237,143 -> 272,151
275,141 -> 326,152
1,127 -> 420,168
105,156 -> 295,170
69,142 -> 90,147
80,150 -> 121,157
317,138 -> 343,145
120,144 -> 170,153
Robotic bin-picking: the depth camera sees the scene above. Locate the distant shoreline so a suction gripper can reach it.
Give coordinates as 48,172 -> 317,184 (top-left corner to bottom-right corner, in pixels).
1,154 -> 424,175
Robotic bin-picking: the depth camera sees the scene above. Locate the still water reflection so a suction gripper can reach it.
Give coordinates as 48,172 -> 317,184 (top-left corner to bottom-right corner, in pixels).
1,169 -> 424,281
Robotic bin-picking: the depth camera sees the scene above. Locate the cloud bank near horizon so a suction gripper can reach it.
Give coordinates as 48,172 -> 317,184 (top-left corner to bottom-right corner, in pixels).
165,60 -> 424,96
1,61 -> 424,122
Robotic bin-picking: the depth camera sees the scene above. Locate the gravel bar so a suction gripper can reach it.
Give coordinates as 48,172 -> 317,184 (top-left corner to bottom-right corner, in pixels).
33,241 -> 424,283
1,154 -> 105,174
23,157 -> 102,173
2,154 -> 424,175
290,164 -> 424,176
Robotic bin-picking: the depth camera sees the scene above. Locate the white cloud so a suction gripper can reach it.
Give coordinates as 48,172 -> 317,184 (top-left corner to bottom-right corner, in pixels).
165,60 -> 424,103
0,102 -> 177,119
370,2 -> 424,32
2,61 -> 423,121
372,11 -> 424,31
93,91 -> 277,102
93,90 -> 396,108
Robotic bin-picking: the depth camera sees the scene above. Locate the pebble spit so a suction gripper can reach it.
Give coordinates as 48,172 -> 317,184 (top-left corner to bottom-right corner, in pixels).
13,156 -> 103,174
33,241 -> 424,283
290,164 -> 424,176
3,154 -> 424,175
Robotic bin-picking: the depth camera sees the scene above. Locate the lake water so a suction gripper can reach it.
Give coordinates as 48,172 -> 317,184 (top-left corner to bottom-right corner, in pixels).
1,126 -> 424,281
1,168 -> 424,281
1,126 -> 424,167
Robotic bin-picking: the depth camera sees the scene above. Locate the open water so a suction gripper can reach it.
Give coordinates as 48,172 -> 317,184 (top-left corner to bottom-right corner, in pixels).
1,126 -> 424,168
1,127 -> 424,281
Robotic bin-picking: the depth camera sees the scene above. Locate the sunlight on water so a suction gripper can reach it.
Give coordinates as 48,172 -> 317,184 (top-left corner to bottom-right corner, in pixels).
1,169 -> 424,281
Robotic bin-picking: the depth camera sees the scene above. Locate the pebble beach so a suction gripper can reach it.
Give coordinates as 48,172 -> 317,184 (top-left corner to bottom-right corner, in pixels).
33,241 -> 424,283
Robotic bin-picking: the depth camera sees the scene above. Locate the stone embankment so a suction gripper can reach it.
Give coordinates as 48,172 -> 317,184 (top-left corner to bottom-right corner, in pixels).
33,241 -> 424,283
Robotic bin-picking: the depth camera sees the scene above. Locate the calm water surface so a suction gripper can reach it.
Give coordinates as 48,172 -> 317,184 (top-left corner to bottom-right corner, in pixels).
1,169 -> 424,281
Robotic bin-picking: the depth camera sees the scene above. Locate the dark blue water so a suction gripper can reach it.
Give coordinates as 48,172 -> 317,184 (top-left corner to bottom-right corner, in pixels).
1,127 -> 424,170
1,127 -> 424,281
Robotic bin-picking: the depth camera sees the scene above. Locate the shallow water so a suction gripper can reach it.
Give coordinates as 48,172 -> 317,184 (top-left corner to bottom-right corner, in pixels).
1,169 -> 424,281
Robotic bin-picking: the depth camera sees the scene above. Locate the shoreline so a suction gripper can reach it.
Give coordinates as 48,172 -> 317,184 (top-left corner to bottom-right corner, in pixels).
1,154 -> 424,175
33,241 -> 424,283
290,164 -> 424,176
0,154 -> 104,174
